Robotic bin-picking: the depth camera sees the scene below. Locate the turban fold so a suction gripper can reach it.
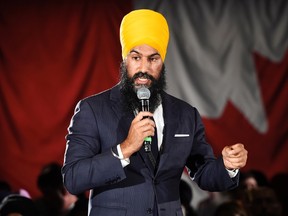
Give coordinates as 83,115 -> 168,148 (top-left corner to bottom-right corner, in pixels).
120,9 -> 169,61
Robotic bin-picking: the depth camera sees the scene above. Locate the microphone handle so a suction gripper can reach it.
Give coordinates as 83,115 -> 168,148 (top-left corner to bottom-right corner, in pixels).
141,99 -> 149,112
144,137 -> 152,152
141,99 -> 152,152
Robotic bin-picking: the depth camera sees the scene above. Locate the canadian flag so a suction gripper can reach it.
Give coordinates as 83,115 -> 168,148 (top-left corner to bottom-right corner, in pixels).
134,0 -> 288,178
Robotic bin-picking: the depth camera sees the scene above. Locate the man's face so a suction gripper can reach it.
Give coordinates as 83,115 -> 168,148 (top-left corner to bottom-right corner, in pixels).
119,44 -> 166,113
125,44 -> 164,89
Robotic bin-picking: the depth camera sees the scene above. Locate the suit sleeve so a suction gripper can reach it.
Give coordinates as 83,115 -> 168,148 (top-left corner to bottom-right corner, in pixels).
186,108 -> 239,191
62,100 -> 126,195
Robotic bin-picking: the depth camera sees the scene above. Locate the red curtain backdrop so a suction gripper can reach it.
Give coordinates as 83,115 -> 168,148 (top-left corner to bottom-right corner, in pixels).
0,0 -> 132,197
0,1 -> 287,198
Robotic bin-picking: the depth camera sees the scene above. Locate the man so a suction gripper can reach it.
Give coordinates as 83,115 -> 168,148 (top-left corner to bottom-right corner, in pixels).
62,9 -> 248,216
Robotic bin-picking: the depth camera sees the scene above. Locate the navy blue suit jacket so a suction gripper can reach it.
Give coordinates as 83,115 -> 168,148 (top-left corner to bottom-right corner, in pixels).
62,84 -> 238,216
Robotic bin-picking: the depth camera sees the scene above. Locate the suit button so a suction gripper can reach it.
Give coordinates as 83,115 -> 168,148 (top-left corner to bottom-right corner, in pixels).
146,208 -> 153,214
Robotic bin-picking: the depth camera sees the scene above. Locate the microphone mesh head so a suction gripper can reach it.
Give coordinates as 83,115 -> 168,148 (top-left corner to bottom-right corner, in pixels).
137,86 -> 151,99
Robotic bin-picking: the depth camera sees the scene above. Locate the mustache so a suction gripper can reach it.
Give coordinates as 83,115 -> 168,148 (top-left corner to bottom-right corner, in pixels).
132,72 -> 154,81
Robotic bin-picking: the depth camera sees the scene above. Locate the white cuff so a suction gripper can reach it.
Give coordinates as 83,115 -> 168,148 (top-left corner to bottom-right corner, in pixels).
116,144 -> 130,167
226,168 -> 239,178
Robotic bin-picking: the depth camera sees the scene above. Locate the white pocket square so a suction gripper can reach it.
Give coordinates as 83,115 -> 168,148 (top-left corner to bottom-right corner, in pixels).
174,134 -> 190,137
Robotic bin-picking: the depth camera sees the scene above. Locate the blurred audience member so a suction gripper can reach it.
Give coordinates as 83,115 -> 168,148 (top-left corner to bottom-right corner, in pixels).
197,191 -> 232,216
240,169 -> 269,190
214,201 -> 247,216
0,181 -> 12,203
35,162 -> 87,216
0,194 -> 39,216
242,186 -> 282,216
270,172 -> 288,216
224,169 -> 269,207
66,192 -> 88,216
180,179 -> 198,216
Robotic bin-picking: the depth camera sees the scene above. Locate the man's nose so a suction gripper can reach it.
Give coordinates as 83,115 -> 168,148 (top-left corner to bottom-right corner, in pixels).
139,58 -> 151,72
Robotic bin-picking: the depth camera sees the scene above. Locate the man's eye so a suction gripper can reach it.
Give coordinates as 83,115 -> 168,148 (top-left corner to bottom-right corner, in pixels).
132,56 -> 140,60
149,57 -> 158,62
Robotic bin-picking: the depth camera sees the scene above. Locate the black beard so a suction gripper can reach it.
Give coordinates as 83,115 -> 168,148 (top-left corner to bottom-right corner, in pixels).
119,62 -> 167,113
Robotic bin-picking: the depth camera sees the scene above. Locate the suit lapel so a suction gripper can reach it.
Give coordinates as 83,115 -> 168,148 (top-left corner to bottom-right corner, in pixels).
110,85 -> 126,121
156,92 -> 180,174
110,85 -> 134,144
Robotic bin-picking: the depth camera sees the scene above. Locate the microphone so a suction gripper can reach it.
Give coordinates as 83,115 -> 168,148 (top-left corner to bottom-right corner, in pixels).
137,86 -> 152,152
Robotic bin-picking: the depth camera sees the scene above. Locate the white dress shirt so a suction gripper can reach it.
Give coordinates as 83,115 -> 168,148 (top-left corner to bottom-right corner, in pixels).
115,104 -> 238,178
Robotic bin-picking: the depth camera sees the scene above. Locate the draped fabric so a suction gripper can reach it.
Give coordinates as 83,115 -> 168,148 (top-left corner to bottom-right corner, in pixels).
0,0 -> 132,197
0,0 -> 287,198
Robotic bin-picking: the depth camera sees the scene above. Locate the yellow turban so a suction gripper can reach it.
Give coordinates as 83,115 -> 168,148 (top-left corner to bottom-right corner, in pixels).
120,9 -> 169,61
